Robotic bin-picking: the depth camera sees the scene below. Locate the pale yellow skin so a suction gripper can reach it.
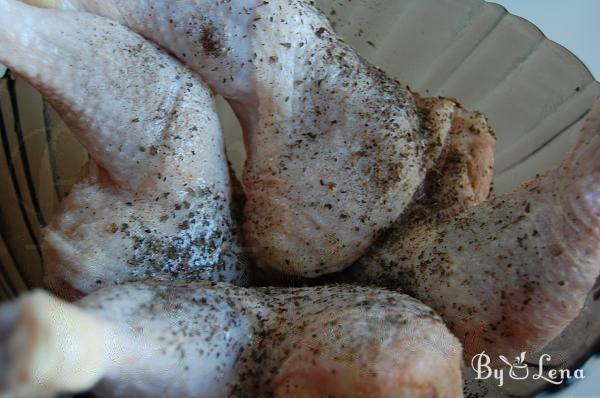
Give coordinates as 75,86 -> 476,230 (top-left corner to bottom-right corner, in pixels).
0,282 -> 464,398
0,0 -> 249,298
21,0 -> 495,279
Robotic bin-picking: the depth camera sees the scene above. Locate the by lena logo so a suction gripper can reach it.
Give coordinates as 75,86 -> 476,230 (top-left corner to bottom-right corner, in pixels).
471,351 -> 585,387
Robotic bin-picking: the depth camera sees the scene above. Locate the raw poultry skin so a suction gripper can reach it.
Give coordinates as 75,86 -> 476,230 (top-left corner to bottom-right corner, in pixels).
0,0 -> 249,298
26,0 -> 494,278
258,98 -> 497,287
414,96 -> 495,219
349,102 -> 600,361
0,281 -> 463,398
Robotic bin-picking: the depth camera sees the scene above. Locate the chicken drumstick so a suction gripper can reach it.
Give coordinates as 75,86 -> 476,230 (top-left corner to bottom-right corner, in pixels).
0,281 -> 463,398
0,0 -> 249,298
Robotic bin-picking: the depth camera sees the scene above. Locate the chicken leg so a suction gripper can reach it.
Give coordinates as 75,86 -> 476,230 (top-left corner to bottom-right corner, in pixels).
0,0 -> 249,298
22,0 -> 495,278
0,281 -> 463,398
349,101 -> 600,361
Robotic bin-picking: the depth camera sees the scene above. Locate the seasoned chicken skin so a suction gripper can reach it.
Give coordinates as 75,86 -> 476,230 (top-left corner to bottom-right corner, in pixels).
416,96 -> 495,218
0,282 -> 463,398
25,0 -> 494,278
0,0 -> 249,298
350,101 -> 600,361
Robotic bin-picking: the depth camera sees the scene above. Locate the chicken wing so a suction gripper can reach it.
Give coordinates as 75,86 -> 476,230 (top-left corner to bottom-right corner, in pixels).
23,0 -> 494,278
0,281 -> 463,398
0,0 -> 249,298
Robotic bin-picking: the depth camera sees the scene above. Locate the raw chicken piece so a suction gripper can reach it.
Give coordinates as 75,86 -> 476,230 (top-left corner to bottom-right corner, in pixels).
0,0 -> 249,298
349,101 -> 600,361
24,0 -> 494,277
414,96 -> 495,219
0,281 -> 463,398
255,96 -> 496,287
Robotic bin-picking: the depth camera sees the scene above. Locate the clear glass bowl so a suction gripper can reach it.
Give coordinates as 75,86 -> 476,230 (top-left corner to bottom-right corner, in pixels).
0,0 -> 598,396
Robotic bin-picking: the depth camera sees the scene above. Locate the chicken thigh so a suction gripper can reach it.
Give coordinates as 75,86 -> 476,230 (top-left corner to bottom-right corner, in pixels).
23,0 -> 494,278
0,0 -> 249,298
0,281 -> 463,398
349,101 -> 600,361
